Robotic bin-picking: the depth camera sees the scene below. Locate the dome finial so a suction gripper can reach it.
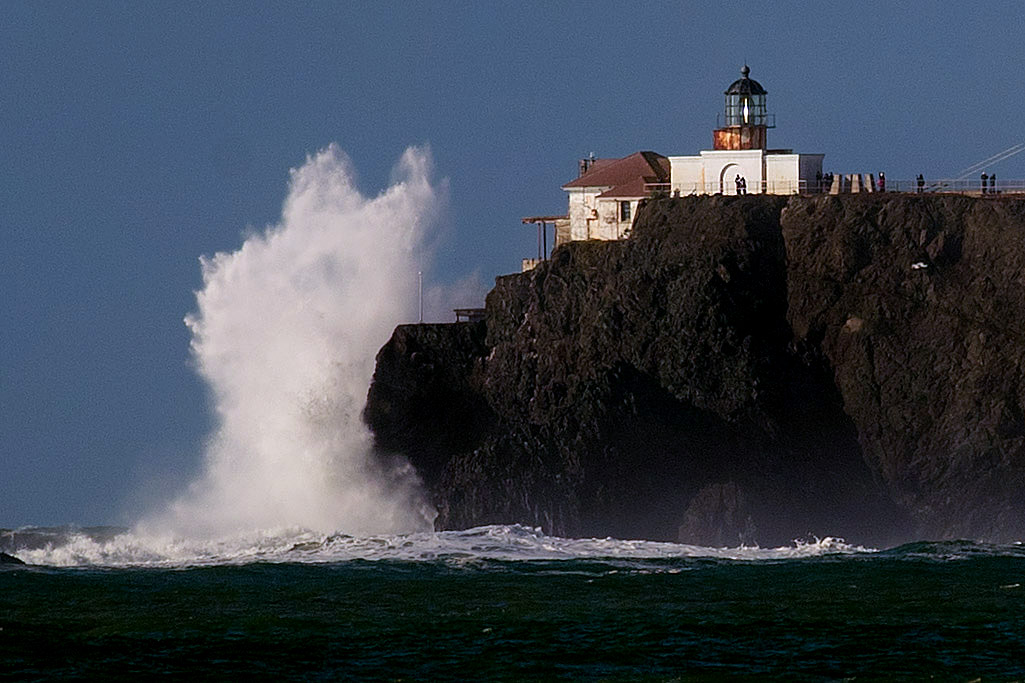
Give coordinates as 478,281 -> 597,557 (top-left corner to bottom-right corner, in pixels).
741,64 -> 750,77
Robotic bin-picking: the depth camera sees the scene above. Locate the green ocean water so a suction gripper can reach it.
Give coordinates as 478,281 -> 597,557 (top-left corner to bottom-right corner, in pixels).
3,531 -> 1025,680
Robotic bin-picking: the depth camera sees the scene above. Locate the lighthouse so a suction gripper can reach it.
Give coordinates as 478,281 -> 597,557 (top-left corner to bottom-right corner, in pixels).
669,66 -> 823,195
519,65 -> 829,261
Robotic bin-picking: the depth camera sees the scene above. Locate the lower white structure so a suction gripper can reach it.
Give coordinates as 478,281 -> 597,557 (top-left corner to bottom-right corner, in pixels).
669,149 -> 824,196
560,151 -> 670,242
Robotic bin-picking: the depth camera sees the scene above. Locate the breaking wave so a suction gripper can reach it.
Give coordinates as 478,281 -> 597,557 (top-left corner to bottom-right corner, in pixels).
139,145 -> 441,539
2,524 -> 882,569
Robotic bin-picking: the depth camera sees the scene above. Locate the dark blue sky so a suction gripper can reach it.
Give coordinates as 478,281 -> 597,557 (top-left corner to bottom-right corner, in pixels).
3,2 -> 1024,526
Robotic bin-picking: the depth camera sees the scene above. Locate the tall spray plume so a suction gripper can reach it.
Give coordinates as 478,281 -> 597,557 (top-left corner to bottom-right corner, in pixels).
147,145 -> 440,538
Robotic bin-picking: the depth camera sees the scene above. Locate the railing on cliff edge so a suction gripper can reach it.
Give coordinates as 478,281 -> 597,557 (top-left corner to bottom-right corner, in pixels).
645,179 -> 1025,197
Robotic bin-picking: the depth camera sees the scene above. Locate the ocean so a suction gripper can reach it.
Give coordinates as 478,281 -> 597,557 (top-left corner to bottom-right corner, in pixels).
3,525 -> 1024,680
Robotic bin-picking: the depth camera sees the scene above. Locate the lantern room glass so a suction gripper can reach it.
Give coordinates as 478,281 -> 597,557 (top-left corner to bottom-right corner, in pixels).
725,93 -> 766,126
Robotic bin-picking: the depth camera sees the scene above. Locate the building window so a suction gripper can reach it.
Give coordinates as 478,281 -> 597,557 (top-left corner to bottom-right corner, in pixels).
620,201 -> 631,222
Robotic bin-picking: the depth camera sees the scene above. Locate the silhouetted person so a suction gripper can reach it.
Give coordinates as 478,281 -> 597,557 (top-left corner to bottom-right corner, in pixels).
917,174 -> 924,193
878,172 -> 885,192
990,173 -> 996,194
982,172 -> 988,194
816,170 -> 822,193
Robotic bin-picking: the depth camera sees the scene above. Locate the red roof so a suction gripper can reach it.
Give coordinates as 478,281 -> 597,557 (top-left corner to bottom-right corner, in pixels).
562,151 -> 669,198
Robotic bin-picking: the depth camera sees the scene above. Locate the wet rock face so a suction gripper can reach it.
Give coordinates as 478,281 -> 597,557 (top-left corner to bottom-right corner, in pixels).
361,322 -> 493,493
365,194 -> 1025,546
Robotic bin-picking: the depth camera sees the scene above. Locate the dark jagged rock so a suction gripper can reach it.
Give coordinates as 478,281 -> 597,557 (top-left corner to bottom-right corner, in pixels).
365,194 -> 1025,546
362,322 -> 494,493
784,194 -> 1025,541
0,551 -> 26,565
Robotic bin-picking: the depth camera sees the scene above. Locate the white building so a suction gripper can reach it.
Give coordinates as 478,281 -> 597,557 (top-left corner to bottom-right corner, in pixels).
669,66 -> 823,196
559,151 -> 670,243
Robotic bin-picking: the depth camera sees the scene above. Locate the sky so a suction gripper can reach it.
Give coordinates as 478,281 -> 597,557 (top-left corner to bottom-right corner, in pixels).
3,2 -> 1025,527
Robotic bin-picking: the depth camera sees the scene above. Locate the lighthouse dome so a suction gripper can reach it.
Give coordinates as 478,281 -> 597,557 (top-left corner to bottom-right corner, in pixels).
722,65 -> 768,128
725,65 -> 767,96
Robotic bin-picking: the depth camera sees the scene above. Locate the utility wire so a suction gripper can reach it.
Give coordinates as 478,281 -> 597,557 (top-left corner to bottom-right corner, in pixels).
955,143 -> 1025,180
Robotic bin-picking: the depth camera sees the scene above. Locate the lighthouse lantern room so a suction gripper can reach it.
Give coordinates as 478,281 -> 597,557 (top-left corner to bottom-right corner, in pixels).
715,64 -> 772,151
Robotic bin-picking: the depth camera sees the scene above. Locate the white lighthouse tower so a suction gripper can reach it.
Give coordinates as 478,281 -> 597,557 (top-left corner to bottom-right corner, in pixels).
669,66 -> 823,195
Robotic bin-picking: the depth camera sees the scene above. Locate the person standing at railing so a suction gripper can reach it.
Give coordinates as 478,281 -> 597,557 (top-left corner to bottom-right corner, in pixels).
981,172 -> 988,194
990,173 -> 996,194
878,172 -> 886,192
917,174 -> 924,193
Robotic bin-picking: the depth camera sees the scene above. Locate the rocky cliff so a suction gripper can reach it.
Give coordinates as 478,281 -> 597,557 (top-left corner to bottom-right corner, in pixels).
364,194 -> 1025,546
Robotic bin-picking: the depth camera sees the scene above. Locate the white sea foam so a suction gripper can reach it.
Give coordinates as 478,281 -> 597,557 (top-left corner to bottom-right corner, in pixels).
9,525 -> 876,569
138,145 -> 442,539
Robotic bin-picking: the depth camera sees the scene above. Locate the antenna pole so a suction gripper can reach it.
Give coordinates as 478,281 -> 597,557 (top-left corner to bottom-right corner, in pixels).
418,271 -> 423,324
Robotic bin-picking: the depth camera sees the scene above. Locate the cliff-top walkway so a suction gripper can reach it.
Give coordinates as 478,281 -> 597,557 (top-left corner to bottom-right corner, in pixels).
652,177 -> 1025,196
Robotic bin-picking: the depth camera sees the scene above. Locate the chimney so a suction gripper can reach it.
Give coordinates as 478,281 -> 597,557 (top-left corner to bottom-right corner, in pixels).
579,152 -> 596,177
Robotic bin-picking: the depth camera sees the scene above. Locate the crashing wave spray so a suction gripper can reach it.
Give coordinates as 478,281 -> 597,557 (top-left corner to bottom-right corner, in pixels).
144,144 -> 439,538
